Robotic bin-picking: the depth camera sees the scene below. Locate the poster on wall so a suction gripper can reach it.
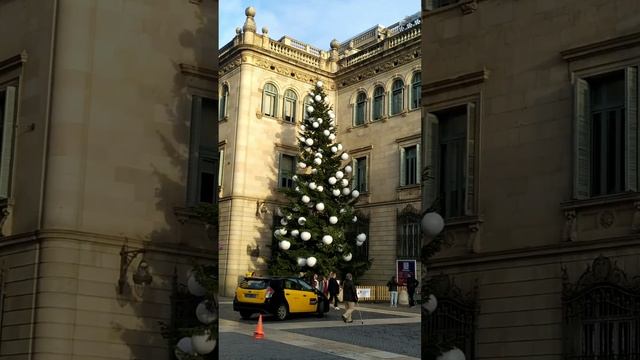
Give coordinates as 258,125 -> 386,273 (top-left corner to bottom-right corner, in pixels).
396,260 -> 416,286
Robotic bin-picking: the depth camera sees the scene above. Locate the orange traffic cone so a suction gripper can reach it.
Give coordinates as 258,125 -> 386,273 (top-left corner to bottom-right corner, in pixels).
254,314 -> 265,339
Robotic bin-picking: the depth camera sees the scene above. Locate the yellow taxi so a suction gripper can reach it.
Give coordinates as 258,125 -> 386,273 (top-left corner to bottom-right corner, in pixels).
233,276 -> 330,320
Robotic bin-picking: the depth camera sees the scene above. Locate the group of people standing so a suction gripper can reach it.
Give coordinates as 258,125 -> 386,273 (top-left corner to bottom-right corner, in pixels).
310,271 -> 359,323
386,273 -> 419,307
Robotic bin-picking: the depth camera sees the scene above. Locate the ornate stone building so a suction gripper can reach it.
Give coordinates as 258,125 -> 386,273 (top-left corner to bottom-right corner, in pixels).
218,7 -> 422,295
421,0 -> 640,358
0,1 -> 217,359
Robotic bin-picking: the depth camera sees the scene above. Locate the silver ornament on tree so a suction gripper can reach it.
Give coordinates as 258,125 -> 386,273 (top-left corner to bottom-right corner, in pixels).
345,165 -> 352,173
322,235 -> 333,245
298,217 -> 307,225
329,216 -> 338,224
300,231 -> 311,241
301,195 -> 310,203
306,256 -> 317,267
328,177 -> 337,185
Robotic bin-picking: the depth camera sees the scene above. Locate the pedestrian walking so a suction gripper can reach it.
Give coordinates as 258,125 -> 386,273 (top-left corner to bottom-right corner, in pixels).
322,275 -> 329,297
341,273 -> 358,323
406,273 -> 419,307
312,273 -> 319,290
387,276 -> 399,307
328,272 -> 340,310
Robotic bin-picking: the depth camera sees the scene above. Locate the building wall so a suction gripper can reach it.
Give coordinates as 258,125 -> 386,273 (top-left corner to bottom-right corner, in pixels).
0,0 -> 218,359
423,0 -> 640,357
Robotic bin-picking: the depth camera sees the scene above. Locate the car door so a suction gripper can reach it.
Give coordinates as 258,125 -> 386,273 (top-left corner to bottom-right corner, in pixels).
283,279 -> 302,313
295,278 -> 319,313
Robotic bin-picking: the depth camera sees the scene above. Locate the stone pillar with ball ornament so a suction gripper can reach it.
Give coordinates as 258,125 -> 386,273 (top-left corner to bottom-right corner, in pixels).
267,80 -> 369,279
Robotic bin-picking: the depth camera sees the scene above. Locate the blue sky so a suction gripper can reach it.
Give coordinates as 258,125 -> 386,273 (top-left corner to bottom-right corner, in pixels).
219,1 -> 420,50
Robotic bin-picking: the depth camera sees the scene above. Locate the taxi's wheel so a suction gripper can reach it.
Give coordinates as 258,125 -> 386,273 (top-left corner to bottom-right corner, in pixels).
275,303 -> 288,321
315,303 -> 325,318
239,311 -> 253,320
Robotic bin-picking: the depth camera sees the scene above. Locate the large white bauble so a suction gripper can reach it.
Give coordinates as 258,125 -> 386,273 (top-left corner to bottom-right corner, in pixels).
295,186 -> 300,193
306,256 -> 317,267
436,347 -> 465,360
322,235 -> 333,245
279,240 -> 291,250
291,229 -> 300,237
314,95 -> 322,101
309,97 -> 314,103
328,177 -> 337,185
324,130 -> 330,136
312,169 -> 318,174
316,80 -> 323,88
345,165 -> 353,173
421,212 -> 445,237
337,144 -> 343,151
292,175 -> 298,181
280,218 -> 288,226
300,231 -> 311,241
340,208 -> 346,213
357,233 -> 367,242
329,112 -> 335,119
331,146 -> 338,153
307,106 -> 314,113
340,179 -> 348,187
332,189 -> 341,196
329,134 -> 336,141
312,122 -> 319,128
297,258 -> 307,267
336,171 -> 344,179
274,230 -> 280,237
279,228 -> 287,235
317,118 -> 323,124
356,239 -> 365,246
176,337 -> 194,356
187,273 -> 207,297
342,188 -> 351,195
343,253 -> 352,261
308,182 -> 317,190
329,216 -> 338,224
298,217 -> 307,225
299,162 -> 307,169
352,190 -> 360,198
352,215 -> 358,222
317,185 -> 324,192
301,195 -> 310,203
314,158 -> 322,165
196,301 -> 218,324
315,202 -> 325,211
324,96 -> 328,103
305,138 -> 314,146
300,125 -> 306,130
341,153 -> 349,160
423,294 -> 438,314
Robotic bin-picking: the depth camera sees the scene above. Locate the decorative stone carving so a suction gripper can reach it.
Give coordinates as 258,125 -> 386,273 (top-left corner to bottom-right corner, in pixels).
460,0 -> 479,15
467,222 -> 481,253
0,200 -> 9,236
255,200 -> 270,218
599,210 -> 615,229
563,210 -> 577,242
337,46 -> 421,88
562,254 -> 640,297
219,56 -> 242,76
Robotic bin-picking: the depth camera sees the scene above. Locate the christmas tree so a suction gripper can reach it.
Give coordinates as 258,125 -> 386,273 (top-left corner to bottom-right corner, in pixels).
268,80 -> 368,278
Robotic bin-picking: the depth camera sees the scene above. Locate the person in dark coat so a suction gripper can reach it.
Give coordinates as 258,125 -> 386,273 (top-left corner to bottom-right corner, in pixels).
328,272 -> 340,310
387,276 -> 399,307
406,273 -> 419,307
341,273 -> 358,323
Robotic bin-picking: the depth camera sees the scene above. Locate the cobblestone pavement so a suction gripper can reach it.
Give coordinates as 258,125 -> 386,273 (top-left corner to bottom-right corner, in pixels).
219,298 -> 420,360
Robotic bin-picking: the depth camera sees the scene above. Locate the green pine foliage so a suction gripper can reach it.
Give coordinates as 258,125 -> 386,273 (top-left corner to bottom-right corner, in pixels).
268,81 -> 369,278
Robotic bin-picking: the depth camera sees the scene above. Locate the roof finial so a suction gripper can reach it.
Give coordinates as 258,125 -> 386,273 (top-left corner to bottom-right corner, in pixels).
243,6 -> 257,33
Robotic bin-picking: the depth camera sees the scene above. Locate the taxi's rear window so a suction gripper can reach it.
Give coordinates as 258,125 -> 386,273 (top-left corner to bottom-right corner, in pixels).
239,279 -> 268,289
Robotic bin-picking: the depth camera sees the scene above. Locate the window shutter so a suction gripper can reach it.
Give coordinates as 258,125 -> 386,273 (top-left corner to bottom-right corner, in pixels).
573,78 -> 591,199
0,87 -> 16,199
351,158 -> 357,190
422,113 -> 439,208
261,90 -> 268,115
400,147 -> 406,186
464,102 -> 476,215
416,143 -> 421,185
364,156 -> 369,192
218,149 -> 224,190
277,153 -> 283,188
387,90 -> 391,116
187,95 -> 202,205
625,66 -> 638,192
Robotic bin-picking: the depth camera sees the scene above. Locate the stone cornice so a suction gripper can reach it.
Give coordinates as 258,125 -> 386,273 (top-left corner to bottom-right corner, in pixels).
349,145 -> 373,154
428,233 -> 640,270
179,63 -> 218,82
0,52 -> 27,73
336,41 -> 421,89
561,31 -> 640,62
422,69 -> 489,96
395,133 -> 421,144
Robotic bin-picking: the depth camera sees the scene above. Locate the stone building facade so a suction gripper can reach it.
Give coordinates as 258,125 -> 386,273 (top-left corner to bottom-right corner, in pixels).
421,0 -> 640,358
0,1 -> 217,359
218,7 -> 422,296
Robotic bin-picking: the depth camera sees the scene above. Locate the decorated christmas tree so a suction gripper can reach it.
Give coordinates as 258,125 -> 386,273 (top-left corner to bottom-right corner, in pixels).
268,80 -> 369,278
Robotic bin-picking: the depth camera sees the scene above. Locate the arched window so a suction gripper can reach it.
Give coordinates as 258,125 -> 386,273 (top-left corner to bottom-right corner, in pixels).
262,83 -> 278,117
283,89 -> 297,122
372,86 -> 385,121
397,204 -> 421,259
410,72 -> 421,110
219,84 -> 229,120
391,79 -> 404,116
354,91 -> 367,126
303,95 -> 313,121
